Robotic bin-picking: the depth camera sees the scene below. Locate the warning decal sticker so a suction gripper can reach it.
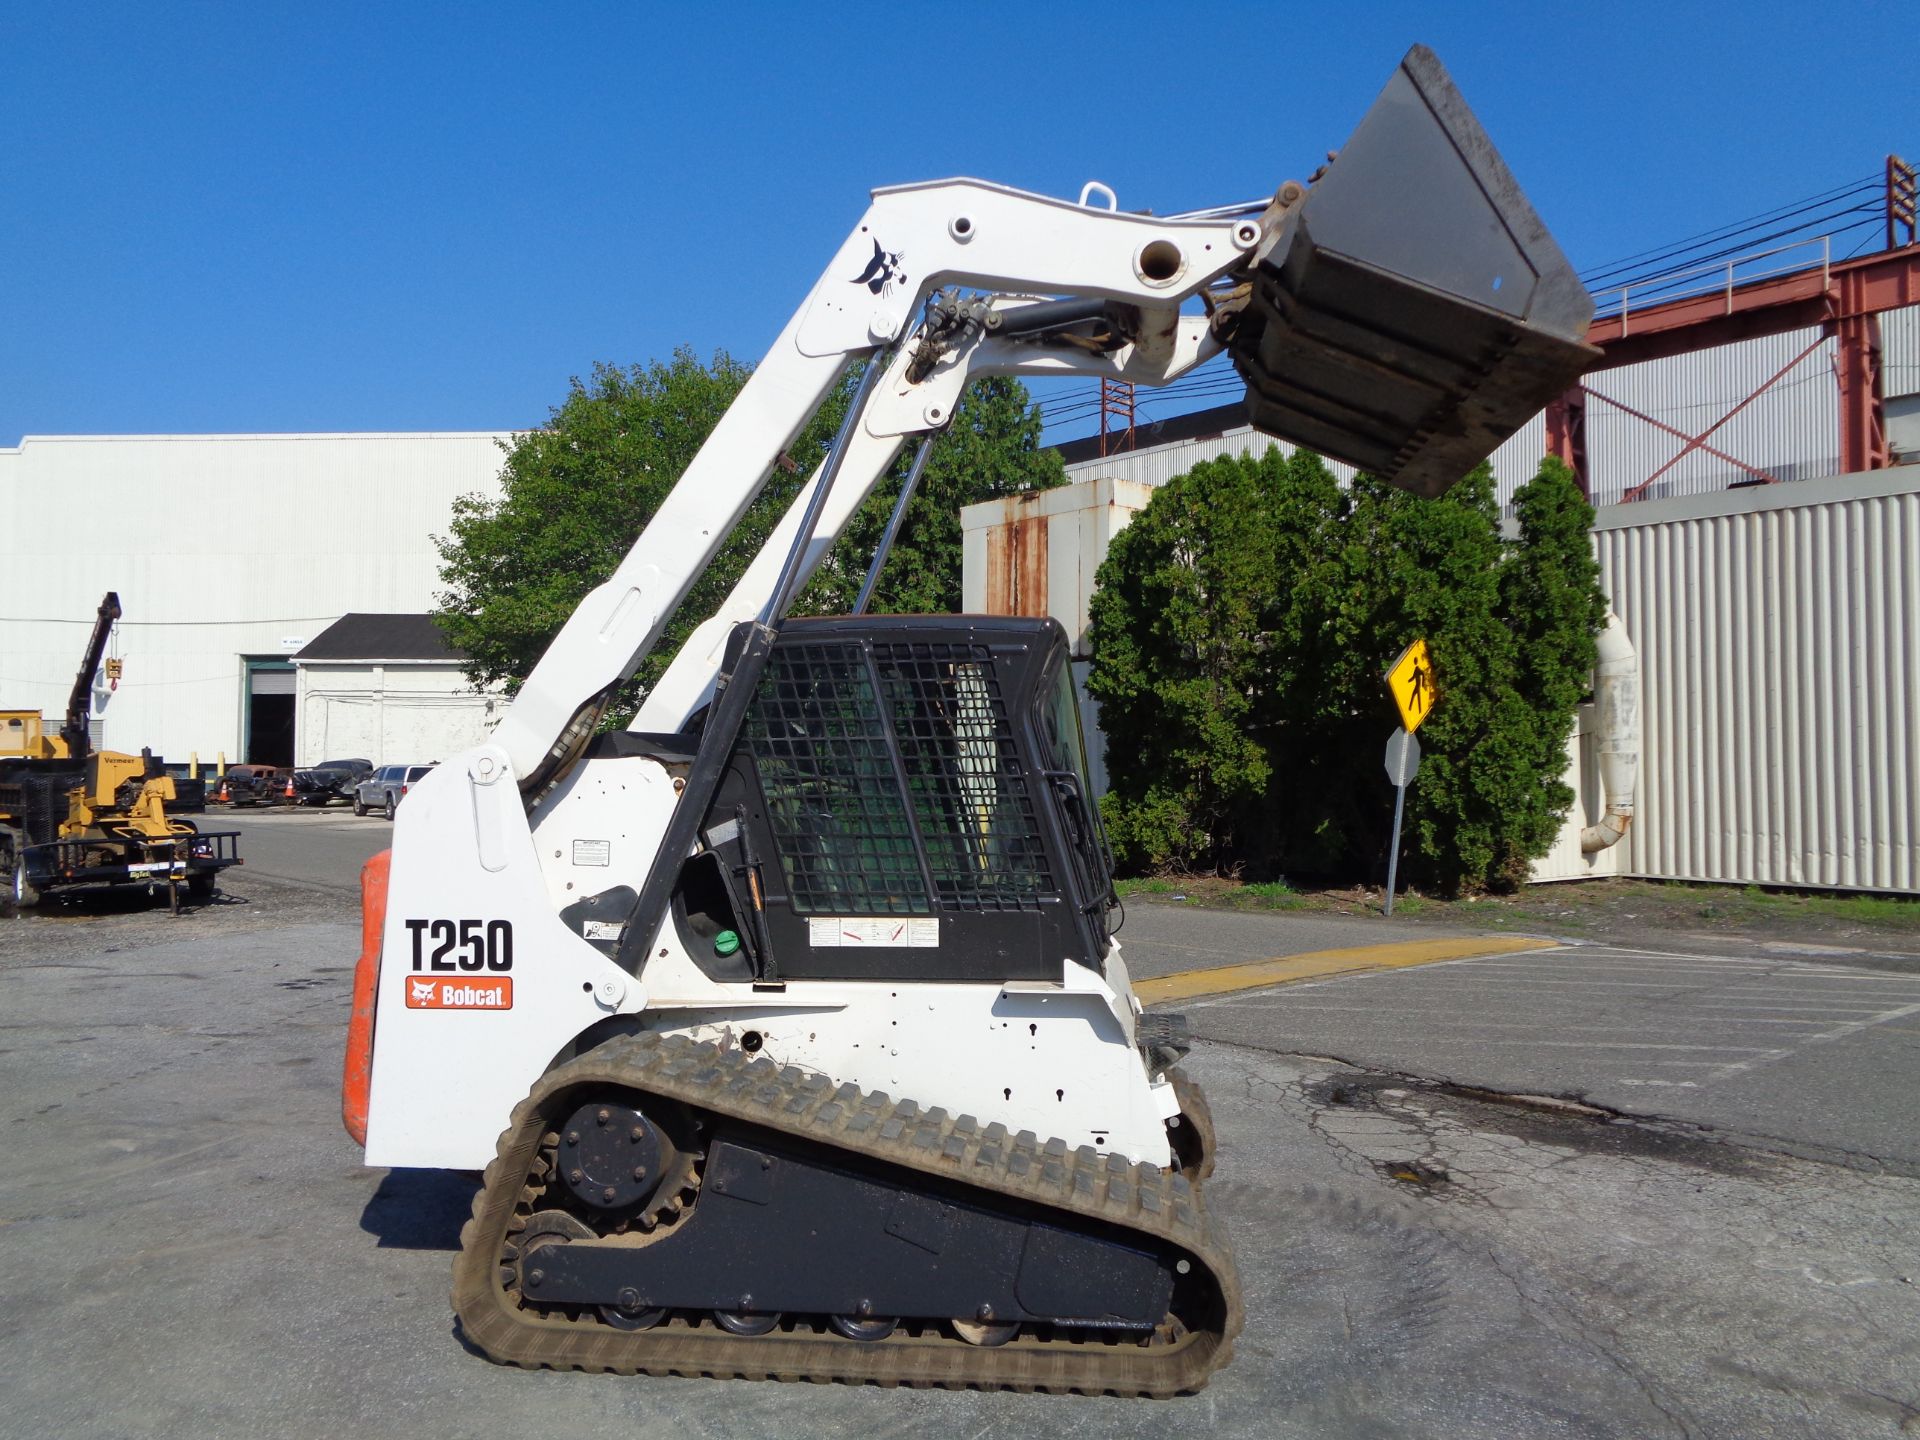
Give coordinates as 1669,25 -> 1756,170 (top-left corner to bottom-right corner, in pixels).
807,917 -> 939,948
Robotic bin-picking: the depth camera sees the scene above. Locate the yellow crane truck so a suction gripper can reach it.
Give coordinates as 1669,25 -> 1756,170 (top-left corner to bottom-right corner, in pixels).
1,593 -> 241,910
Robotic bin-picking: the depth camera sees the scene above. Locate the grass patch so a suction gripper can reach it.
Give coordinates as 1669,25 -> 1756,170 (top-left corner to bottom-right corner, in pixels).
1111,872 -> 1920,945
1736,885 -> 1920,929
1115,877 -> 1181,897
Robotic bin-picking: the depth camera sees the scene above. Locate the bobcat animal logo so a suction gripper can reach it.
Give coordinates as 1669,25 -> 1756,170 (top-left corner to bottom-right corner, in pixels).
850,237 -> 905,297
410,977 -> 439,1004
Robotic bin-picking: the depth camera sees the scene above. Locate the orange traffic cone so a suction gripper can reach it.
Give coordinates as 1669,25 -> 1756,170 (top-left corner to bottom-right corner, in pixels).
217,778 -> 230,803
283,775 -> 296,801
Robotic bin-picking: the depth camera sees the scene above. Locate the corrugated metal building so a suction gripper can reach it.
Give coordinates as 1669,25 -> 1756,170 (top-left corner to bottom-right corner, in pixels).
1584,470 -> 1920,890
0,432 -> 508,768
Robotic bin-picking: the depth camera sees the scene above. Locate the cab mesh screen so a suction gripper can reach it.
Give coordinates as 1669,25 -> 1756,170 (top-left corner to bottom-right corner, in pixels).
742,640 -> 1054,915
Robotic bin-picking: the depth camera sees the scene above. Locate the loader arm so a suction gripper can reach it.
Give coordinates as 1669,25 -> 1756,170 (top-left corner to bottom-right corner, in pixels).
492,183 -> 1263,789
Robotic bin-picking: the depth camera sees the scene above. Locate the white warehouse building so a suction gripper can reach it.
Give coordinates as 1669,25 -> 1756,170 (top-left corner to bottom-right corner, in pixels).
0,432 -> 510,770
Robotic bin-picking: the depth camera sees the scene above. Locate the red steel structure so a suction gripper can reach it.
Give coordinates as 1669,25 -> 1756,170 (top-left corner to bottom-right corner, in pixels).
1551,156 -> 1918,500
1097,377 -> 1136,457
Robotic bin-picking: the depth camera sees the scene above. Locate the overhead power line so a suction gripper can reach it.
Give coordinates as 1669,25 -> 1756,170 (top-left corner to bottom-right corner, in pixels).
1578,172 -> 1879,282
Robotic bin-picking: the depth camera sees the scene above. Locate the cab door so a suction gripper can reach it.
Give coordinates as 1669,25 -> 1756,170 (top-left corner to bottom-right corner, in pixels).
1032,659 -> 1117,956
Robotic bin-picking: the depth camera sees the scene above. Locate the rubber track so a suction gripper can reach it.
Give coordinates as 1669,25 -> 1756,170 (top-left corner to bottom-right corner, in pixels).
453,1031 -> 1243,1395
1168,1066 -> 1216,1182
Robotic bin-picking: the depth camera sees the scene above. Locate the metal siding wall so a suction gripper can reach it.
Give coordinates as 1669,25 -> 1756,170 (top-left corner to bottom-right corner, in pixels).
1488,413 -> 1549,511
1884,304 -> 1920,398
1584,329 -> 1841,507
1594,480 -> 1920,891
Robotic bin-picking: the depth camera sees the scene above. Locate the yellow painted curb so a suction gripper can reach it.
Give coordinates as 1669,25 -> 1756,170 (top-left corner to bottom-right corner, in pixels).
1135,934 -> 1559,1006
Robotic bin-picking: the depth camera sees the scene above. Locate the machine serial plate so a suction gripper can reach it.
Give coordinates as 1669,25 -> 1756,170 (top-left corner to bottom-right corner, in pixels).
806,917 -> 940,948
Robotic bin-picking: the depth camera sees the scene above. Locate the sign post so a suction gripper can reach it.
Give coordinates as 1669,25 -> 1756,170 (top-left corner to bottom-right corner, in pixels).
1381,639 -> 1435,917
1382,727 -> 1422,916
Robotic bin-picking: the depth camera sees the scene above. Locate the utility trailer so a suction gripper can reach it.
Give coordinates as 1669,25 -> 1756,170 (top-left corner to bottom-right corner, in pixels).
1,593 -> 242,911
1,751 -> 243,910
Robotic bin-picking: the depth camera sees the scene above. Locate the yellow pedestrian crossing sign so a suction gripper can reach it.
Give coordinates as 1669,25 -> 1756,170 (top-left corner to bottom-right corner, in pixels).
1385,639 -> 1437,733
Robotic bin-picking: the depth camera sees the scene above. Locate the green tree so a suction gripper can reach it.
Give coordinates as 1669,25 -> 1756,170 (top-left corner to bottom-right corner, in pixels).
435,355 -> 1061,712
1350,463 -> 1529,893
795,377 -> 1065,617
1087,447 -> 1295,872
1087,448 -> 1607,893
1496,455 -> 1605,879
435,351 -> 763,701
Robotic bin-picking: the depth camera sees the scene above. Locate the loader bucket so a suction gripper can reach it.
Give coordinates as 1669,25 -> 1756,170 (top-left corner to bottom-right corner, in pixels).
1227,45 -> 1599,497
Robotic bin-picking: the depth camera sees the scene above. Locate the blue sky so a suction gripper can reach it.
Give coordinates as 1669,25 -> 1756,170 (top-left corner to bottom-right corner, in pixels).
2,2 -> 1912,448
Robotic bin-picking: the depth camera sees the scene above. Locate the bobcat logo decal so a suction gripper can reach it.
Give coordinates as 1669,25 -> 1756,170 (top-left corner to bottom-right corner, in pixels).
850,237 -> 905,297
410,978 -> 439,1004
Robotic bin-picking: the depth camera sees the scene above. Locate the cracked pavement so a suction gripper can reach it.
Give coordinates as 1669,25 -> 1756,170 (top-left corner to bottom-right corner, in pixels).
4,851 -> 1919,1436
1172,931 -> 1920,1174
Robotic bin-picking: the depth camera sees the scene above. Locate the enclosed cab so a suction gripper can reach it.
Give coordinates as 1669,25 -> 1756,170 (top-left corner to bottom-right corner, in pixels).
641,614 -> 1117,987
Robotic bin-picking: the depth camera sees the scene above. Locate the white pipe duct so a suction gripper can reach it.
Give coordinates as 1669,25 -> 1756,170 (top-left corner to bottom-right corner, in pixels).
1579,612 -> 1639,853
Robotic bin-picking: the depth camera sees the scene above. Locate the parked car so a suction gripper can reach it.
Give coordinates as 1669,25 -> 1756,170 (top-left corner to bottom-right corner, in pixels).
292,757 -> 373,807
353,764 -> 435,818
218,764 -> 291,806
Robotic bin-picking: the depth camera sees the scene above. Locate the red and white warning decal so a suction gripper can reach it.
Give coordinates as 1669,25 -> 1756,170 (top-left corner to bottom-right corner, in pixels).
405,975 -> 513,1010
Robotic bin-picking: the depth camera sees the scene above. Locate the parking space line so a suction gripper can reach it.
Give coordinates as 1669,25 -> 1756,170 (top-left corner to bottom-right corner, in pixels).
1700,1001 -> 1892,1008
1704,998 -> 1912,1006
1220,1004 -> 1837,1031
1134,935 -> 1557,1005
1720,975 -> 1920,986
1459,971 -> 1774,983
1704,1001 -> 1920,1080
1429,978 -> 1735,988
1463,1040 -> 1776,1051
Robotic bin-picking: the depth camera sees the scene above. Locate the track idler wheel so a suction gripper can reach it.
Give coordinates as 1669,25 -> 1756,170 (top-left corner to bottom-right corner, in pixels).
713,1310 -> 780,1336
829,1314 -> 898,1342
952,1319 -> 1019,1347
600,1296 -> 667,1331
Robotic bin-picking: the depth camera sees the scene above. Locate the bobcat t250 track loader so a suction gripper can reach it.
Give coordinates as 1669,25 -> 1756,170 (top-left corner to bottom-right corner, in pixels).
343,46 -> 1596,1392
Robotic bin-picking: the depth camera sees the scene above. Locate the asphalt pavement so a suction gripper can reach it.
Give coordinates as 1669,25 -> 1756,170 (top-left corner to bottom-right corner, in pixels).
210,804 -> 391,892
1180,935 -> 1920,1173
1115,899 -> 1483,978
4,819 -> 1919,1436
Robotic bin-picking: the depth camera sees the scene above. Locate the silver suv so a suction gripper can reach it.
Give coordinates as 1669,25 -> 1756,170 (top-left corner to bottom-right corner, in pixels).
353,763 -> 435,818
